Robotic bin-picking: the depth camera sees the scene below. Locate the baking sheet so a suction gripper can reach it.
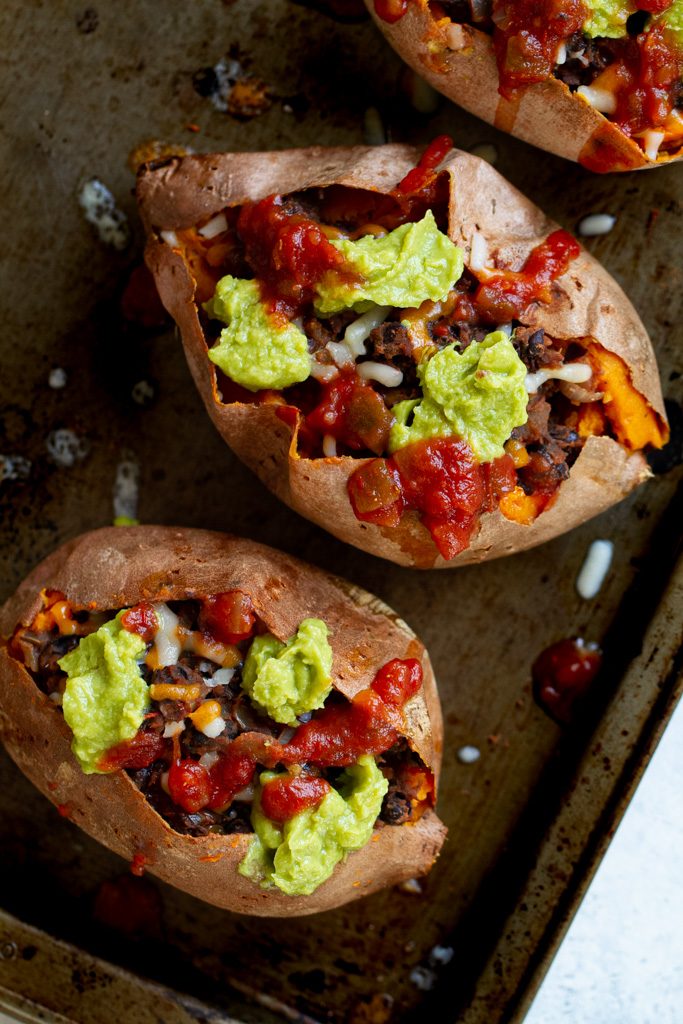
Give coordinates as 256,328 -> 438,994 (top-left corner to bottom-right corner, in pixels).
1,2 -> 682,1022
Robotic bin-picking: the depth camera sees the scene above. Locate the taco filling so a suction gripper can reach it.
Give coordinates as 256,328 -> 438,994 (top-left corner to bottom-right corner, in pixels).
10,589 -> 435,897
375,1 -> 683,160
159,137 -> 666,561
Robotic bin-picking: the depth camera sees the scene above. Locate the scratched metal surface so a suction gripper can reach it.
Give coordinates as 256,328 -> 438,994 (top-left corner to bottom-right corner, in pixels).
0,2 -> 682,1023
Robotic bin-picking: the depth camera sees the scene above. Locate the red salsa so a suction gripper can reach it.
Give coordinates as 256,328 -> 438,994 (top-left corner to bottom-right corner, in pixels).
121,603 -> 158,642
168,749 -> 256,814
98,730 -> 167,771
137,657 -> 427,817
374,1 -> 683,153
453,230 -> 581,325
304,371 -> 395,455
236,195 -> 355,322
492,0 -> 588,97
348,440 -> 517,559
260,775 -> 331,823
199,590 -> 256,645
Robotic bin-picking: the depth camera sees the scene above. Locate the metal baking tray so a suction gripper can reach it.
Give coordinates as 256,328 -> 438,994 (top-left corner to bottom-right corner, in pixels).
1,2 -> 682,1022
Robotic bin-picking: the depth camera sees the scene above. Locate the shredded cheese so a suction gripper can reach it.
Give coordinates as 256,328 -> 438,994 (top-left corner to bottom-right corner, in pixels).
643,130 -> 665,162
309,359 -> 339,383
343,306 -> 391,358
152,603 -> 181,668
576,539 -> 614,600
577,86 -> 617,114
198,212 -> 228,239
322,434 -> 338,458
163,720 -> 186,739
525,362 -> 592,394
358,361 -> 403,387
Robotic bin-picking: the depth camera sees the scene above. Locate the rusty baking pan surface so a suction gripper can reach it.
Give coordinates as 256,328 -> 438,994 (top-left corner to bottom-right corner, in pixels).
1,2 -> 682,1023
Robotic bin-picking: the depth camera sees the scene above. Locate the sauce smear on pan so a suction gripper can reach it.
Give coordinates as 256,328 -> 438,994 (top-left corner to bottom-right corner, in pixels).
532,637 -> 603,724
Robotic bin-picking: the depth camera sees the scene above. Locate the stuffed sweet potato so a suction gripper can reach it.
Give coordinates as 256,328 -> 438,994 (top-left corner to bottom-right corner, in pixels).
366,1 -> 683,171
138,142 -> 667,568
0,527 -> 445,916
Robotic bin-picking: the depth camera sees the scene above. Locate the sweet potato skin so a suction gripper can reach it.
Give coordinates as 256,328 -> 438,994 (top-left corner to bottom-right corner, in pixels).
138,144 -> 666,568
364,1 -> 682,171
0,526 -> 446,916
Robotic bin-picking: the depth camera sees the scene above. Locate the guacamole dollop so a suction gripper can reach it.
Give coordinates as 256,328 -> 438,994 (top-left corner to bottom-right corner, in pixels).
241,618 -> 333,727
583,0 -> 634,38
314,211 -> 463,316
658,1 -> 683,49
239,756 -> 388,896
388,330 -> 528,463
583,0 -> 683,43
59,612 -> 150,774
204,276 -> 310,392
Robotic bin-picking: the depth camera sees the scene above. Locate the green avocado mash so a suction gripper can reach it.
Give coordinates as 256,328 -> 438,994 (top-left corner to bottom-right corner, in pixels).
204,276 -> 310,392
388,330 -> 528,463
658,1 -> 683,49
583,0 -> 683,41
59,612 -> 150,774
239,756 -> 388,896
314,211 -> 463,317
241,618 -> 333,727
583,0 -> 634,38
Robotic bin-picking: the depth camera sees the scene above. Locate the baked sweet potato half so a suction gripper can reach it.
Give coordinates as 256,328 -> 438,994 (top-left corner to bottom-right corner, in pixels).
0,527 -> 445,916
366,1 -> 683,171
138,142 -> 667,568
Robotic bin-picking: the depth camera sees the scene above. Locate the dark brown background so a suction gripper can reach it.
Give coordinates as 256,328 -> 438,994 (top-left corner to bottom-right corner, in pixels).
1,2 -> 682,1022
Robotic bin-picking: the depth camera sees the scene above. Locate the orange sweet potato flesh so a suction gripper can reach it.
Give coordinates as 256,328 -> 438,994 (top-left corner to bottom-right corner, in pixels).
0,527 -> 446,917
589,344 -> 669,450
137,144 -> 668,568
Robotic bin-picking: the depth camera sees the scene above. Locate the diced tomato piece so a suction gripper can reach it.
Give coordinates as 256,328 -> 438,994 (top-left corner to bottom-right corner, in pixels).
260,775 -> 331,823
532,638 -> 603,725
371,658 -> 423,707
306,372 -> 394,454
393,135 -> 453,196
392,438 -> 485,520
347,458 -> 404,526
120,603 -> 158,643
483,454 -> 517,510
207,750 -> 256,811
168,759 -> 212,813
423,512 -> 479,560
98,731 -> 166,772
373,0 -> 409,25
200,590 -> 256,645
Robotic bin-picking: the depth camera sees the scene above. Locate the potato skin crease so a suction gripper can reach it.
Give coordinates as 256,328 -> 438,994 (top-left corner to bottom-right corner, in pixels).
0,526 -> 446,917
138,144 -> 667,568
364,2 -> 682,171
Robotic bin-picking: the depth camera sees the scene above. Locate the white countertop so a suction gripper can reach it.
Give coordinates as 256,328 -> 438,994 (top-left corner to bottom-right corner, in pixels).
525,696 -> 683,1024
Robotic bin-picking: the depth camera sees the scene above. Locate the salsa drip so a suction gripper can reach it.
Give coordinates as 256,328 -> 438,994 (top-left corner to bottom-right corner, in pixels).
16,593 -> 434,832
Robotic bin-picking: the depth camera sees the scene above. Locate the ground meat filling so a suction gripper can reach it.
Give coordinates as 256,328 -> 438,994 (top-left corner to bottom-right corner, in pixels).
554,32 -> 616,89
15,599 -> 432,839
